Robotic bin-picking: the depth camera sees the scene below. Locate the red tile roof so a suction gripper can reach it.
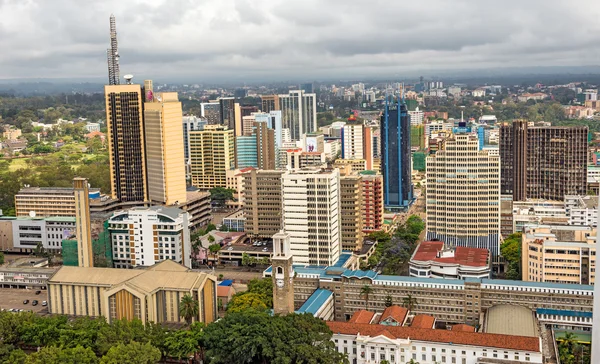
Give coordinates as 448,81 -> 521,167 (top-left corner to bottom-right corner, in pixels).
379,305 -> 408,325
326,322 -> 540,352
348,310 -> 375,324
452,324 -> 476,332
412,241 -> 489,267
411,314 -> 435,329
217,286 -> 233,297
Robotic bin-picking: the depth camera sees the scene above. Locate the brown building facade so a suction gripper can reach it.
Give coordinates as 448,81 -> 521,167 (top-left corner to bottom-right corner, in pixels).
243,170 -> 284,238
500,121 -> 588,201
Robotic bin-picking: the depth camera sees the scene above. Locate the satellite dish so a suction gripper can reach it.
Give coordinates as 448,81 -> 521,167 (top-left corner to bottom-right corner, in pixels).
124,74 -> 134,84
29,211 -> 36,218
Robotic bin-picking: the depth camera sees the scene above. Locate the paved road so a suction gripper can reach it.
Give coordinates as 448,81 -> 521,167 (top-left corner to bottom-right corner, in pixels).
0,288 -> 48,312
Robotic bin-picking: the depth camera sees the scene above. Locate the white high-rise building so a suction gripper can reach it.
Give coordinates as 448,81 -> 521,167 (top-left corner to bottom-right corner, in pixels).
278,90 -> 317,141
282,168 -> 341,266
108,206 -> 192,269
408,107 -> 424,126
426,134 -> 501,257
342,124 -> 364,160
255,111 -> 283,146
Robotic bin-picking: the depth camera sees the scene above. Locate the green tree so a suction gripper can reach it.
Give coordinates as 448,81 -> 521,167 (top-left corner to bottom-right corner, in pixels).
360,285 -> 373,310
227,293 -> 268,313
402,294 -> 418,312
384,295 -> 393,307
367,231 -> 391,243
164,323 -> 205,361
209,187 -> 235,207
179,294 -> 200,325
247,278 -> 273,308
207,235 -> 215,244
3,348 -> 27,364
26,346 -> 98,364
203,310 -> 347,364
500,233 -> 522,280
100,342 -> 161,364
0,252 -> 4,265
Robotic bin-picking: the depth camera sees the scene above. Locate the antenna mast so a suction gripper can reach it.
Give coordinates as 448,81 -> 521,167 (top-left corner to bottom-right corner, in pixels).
107,14 -> 120,85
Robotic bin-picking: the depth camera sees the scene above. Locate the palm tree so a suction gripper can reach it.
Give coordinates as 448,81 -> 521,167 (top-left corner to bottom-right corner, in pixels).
179,294 -> 199,325
402,294 -> 418,312
360,285 -> 373,310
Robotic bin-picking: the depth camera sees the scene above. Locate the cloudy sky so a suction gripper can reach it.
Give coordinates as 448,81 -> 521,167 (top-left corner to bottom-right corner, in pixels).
1,0 -> 599,82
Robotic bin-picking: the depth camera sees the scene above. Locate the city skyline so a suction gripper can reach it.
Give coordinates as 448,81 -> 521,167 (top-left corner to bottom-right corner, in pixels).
1,1 -> 600,81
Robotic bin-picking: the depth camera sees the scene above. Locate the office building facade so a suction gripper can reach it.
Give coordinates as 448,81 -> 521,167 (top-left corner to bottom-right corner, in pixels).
73,178 -> 93,267
341,124 -> 364,160
189,125 -> 235,190
144,91 -> 187,205
381,100 -> 413,211
426,134 -> 501,257
360,170 -> 384,232
339,173 -> 364,252
282,168 -> 341,265
500,121 -> 588,201
105,84 -> 147,202
200,102 -> 220,124
278,90 -> 317,141
236,136 -> 258,168
243,169 -> 284,238
254,121 -> 276,170
522,225 -> 596,285
108,206 -> 191,269
182,115 -> 206,162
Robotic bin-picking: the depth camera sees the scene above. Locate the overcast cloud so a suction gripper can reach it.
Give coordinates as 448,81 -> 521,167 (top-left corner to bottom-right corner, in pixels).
0,0 -> 599,82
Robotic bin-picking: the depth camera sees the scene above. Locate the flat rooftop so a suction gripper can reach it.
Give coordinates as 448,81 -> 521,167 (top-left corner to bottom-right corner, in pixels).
412,241 -> 489,267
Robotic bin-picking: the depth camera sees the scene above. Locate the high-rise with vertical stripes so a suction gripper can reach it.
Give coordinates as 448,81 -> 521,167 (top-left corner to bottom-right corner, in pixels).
381,99 -> 413,211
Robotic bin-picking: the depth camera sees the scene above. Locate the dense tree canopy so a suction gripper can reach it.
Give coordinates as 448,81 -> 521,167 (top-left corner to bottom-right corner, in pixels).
203,310 -> 347,364
500,233 -> 522,280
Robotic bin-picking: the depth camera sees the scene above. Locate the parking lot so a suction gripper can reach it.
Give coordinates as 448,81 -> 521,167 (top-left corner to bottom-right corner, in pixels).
0,288 -> 48,313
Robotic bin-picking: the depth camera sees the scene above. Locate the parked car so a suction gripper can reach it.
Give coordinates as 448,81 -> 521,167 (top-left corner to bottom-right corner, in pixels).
32,300 -> 38,306
42,301 -> 47,307
23,300 -> 29,304
35,290 -> 41,295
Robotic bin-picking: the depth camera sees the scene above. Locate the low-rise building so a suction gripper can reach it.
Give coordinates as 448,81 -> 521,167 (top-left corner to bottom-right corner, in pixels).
328,320 -> 542,364
409,241 -> 491,279
521,224 -> 596,285
107,206 -> 192,269
2,128 -> 21,140
3,139 -> 27,153
47,260 -> 217,325
0,216 -> 76,253
222,210 -> 245,232
0,267 -> 57,289
565,195 -> 597,227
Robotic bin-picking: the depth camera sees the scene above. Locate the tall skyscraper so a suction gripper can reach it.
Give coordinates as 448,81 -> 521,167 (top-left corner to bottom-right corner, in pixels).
73,177 -> 93,268
341,122 -> 364,160
144,90 -> 187,205
426,134 -> 501,257
254,121 -> 276,170
261,95 -> 280,113
339,171 -> 364,252
189,125 -> 235,190
105,83 -> 147,202
243,169 -> 284,238
282,168 -> 340,266
278,90 -> 317,141
381,99 -> 413,211
106,14 -> 120,86
255,111 -> 283,147
360,170 -> 384,232
200,102 -> 221,124
500,121 -> 588,201
182,115 -> 206,162
236,135 -> 258,168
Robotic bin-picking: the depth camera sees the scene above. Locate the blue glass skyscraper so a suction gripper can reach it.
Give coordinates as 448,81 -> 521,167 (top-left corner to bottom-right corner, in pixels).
381,98 -> 414,211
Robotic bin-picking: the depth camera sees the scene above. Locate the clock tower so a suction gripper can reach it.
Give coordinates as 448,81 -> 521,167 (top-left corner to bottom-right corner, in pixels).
271,230 -> 294,315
